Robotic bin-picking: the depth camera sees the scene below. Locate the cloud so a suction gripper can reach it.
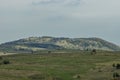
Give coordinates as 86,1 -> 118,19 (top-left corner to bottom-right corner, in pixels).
32,0 -> 81,6
0,0 -> 120,45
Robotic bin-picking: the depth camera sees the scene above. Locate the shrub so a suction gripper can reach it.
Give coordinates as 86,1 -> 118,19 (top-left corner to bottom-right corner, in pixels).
113,72 -> 120,79
91,49 -> 96,55
113,63 -> 116,67
3,60 -> 10,64
48,51 -> 51,53
116,64 -> 120,69
73,74 -> 81,79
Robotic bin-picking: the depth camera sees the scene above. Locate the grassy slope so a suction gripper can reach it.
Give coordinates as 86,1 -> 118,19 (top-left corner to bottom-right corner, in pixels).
0,51 -> 120,80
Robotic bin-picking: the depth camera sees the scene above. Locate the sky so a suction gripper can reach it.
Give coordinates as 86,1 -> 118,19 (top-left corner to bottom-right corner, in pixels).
0,0 -> 120,45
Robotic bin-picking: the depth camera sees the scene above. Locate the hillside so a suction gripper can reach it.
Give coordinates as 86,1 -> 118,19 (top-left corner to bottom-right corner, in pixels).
0,51 -> 120,80
0,36 -> 120,52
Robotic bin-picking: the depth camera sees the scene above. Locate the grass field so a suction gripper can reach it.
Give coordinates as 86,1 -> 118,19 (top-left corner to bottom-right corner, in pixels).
0,50 -> 120,80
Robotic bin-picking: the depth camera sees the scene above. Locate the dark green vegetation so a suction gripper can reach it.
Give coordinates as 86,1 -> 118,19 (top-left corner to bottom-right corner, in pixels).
0,36 -> 120,53
0,51 -> 120,80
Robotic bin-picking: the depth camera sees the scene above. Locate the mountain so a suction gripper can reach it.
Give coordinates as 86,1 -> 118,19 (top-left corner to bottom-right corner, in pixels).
0,36 -> 120,52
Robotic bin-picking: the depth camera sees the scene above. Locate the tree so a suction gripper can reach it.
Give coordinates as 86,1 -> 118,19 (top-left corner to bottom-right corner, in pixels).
91,49 -> 96,55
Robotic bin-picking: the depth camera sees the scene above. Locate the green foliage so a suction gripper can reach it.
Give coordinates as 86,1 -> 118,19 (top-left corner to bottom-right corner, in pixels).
91,49 -> 97,55
116,64 -> 120,69
113,63 -> 116,67
112,63 -> 120,69
3,59 -> 10,64
113,72 -> 120,80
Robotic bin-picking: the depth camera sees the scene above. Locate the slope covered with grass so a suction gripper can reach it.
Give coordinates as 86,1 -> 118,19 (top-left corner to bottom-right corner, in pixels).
0,51 -> 120,80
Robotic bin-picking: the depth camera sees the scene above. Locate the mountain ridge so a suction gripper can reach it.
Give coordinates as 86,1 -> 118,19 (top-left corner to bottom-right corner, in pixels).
0,36 -> 120,52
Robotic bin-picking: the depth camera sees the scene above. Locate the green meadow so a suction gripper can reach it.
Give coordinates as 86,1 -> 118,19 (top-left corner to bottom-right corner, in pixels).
0,51 -> 120,80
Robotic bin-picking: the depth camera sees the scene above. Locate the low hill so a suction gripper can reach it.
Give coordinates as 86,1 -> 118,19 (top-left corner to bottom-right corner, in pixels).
0,36 -> 120,52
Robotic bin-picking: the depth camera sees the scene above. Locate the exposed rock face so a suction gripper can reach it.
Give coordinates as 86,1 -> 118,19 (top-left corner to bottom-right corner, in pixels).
0,36 -> 120,52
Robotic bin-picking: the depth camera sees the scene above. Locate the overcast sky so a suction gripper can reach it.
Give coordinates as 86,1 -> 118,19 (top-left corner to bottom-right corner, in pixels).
0,0 -> 120,45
